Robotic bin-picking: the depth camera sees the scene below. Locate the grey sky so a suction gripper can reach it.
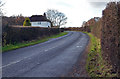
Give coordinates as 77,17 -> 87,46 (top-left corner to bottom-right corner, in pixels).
2,0 -> 119,27
89,2 -> 107,8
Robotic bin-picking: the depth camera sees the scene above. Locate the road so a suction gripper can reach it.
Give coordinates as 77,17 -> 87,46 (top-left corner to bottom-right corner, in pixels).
2,31 -> 89,77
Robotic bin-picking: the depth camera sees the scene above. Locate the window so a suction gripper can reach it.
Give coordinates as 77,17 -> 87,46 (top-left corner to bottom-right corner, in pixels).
38,22 -> 41,25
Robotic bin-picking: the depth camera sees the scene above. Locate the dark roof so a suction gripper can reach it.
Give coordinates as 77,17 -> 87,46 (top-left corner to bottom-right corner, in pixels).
30,15 -> 51,22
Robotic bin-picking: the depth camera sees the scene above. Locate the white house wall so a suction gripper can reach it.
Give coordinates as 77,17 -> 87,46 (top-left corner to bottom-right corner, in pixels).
31,21 -> 51,27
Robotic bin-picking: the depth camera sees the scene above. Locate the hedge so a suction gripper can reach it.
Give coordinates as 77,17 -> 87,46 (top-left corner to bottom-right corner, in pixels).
2,26 -> 64,46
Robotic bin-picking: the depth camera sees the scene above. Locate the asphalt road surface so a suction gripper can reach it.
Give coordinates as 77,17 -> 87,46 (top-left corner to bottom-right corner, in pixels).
2,31 -> 89,77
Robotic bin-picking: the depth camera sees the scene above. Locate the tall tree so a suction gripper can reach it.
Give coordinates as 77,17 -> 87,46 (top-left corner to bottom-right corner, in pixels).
45,9 -> 67,27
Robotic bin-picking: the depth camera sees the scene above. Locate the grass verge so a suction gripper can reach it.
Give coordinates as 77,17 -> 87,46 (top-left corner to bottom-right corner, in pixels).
83,32 -> 117,77
2,32 -> 68,52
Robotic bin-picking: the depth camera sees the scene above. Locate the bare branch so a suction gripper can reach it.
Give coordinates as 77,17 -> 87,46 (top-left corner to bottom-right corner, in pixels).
0,1 -> 4,16
45,9 -> 67,27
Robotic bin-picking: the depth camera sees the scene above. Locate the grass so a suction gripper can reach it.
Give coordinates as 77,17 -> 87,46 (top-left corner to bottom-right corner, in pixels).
83,32 -> 117,77
2,32 -> 68,52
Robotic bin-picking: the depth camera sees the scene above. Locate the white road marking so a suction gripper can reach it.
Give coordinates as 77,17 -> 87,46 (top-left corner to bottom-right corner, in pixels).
44,46 -> 58,52
76,46 -> 82,48
1,56 -> 34,69
0,59 -> 23,69
1,37 -> 66,69
44,50 -> 48,52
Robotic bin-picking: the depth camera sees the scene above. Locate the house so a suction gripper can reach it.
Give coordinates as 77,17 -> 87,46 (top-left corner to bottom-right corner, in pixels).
85,17 -> 100,26
30,13 -> 52,27
94,17 -> 100,22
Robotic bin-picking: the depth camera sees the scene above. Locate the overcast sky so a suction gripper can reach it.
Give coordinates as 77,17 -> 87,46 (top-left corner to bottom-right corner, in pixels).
2,0 -> 120,27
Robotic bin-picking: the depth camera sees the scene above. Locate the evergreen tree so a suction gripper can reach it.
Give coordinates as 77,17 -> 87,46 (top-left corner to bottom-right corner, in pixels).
23,17 -> 31,26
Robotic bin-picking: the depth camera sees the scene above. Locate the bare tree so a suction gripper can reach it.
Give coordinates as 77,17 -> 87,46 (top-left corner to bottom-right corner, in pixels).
45,9 -> 67,27
82,21 -> 86,27
0,1 -> 4,16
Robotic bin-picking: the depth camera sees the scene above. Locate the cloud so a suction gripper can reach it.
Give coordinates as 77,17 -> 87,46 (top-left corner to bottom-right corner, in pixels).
89,2 -> 107,8
86,0 -> 120,2
86,0 -> 120,8
56,2 -> 73,8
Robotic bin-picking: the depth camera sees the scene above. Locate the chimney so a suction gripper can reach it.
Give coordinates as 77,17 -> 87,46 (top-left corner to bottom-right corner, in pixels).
43,13 -> 46,17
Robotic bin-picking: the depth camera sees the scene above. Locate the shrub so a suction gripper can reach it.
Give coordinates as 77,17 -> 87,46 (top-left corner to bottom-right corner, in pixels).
23,18 -> 31,26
